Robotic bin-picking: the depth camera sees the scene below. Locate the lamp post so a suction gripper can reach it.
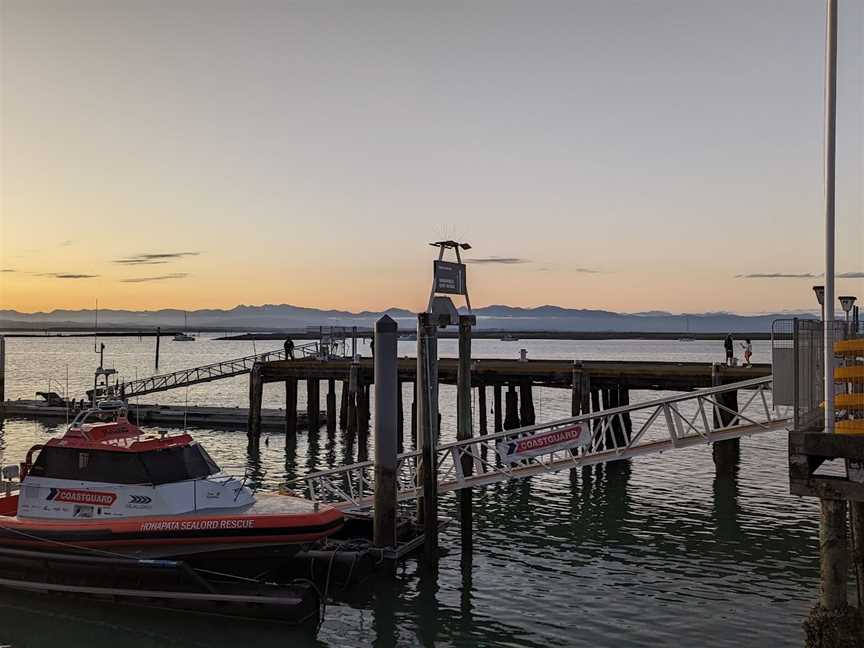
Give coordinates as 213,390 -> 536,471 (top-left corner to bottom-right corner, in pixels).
839,296 -> 856,321
814,285 -> 826,320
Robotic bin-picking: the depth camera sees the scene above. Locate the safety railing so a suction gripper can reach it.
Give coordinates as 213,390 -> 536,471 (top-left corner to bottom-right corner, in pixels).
304,376 -> 788,510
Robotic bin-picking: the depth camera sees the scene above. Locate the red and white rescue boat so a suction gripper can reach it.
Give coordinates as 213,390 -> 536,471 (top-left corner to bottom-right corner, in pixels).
0,401 -> 343,558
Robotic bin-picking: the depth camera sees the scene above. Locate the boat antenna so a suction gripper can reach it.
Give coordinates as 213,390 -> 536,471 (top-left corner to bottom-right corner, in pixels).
93,298 -> 98,353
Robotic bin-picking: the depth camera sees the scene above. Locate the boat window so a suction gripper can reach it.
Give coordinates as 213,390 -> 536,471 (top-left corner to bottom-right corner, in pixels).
29,447 -> 150,484
139,444 -> 220,485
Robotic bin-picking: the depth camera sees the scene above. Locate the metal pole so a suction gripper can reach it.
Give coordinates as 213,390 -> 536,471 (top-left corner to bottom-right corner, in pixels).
373,315 -> 399,548
823,0 -> 838,434
457,315 -> 474,552
416,312 -> 439,563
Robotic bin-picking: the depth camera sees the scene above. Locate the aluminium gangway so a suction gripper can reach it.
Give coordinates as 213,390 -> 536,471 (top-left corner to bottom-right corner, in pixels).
303,376 -> 788,510
91,342 -> 320,400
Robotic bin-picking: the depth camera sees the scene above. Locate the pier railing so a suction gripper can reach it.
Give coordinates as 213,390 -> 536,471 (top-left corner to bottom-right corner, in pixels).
93,342 -> 321,399
303,376 -> 787,509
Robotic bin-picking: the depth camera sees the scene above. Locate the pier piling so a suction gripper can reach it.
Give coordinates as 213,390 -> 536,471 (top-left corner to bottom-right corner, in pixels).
711,364 -> 740,474
520,380 -> 535,426
478,382 -> 488,435
416,313 -> 440,564
571,364 -> 582,417
155,327 -> 161,370
348,362 -> 359,435
326,379 -> 337,435
247,363 -> 263,441
457,315 -> 475,552
285,378 -> 298,440
307,379 -> 320,432
373,316 -> 399,549
493,385 -> 503,433
804,499 -> 861,647
339,380 -> 348,430
504,384 -> 520,430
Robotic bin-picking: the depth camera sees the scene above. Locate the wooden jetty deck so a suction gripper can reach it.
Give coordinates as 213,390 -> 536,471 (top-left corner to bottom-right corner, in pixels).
259,358 -> 769,389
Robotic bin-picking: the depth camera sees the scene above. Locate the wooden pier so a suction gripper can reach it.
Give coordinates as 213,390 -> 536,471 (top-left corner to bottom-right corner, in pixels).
247,357 -> 770,441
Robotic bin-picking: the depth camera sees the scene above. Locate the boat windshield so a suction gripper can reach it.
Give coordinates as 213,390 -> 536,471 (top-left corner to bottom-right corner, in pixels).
29,443 -> 221,485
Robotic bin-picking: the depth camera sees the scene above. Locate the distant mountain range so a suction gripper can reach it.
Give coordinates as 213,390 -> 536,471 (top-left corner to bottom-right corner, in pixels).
0,304 -> 818,333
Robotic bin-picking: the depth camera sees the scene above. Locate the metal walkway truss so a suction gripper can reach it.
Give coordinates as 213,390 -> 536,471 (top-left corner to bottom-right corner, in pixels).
304,376 -> 788,510
94,342 -> 320,399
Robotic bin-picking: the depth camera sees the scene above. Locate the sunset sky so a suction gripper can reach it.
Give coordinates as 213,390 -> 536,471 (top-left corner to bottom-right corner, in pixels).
1,1 -> 862,315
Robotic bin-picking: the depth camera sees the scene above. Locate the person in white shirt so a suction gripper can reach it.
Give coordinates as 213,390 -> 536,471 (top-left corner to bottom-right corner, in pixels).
740,339 -> 753,367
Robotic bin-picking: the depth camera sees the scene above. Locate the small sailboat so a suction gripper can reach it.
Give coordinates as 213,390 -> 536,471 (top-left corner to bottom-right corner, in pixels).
173,312 -> 196,341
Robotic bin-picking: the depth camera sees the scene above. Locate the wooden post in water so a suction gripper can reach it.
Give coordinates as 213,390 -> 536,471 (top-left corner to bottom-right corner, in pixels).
348,363 -> 359,435
520,380 -> 535,426
580,373 -> 591,415
478,382 -> 488,435
155,327 -> 161,370
819,500 -> 850,609
571,363 -> 582,417
307,379 -> 320,432
493,384 -> 503,432
285,378 -> 298,441
326,378 -> 337,434
504,384 -> 520,430
359,383 -> 370,436
416,312 -> 439,563
711,364 -> 740,474
373,315 -> 399,548
339,380 -> 349,430
457,315 -> 475,552
247,363 -> 263,442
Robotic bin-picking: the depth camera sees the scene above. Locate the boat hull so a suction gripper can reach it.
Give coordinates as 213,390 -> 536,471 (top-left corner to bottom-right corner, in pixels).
0,494 -> 343,559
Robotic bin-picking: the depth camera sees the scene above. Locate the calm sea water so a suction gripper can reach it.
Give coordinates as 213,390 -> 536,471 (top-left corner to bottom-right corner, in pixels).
0,335 -> 823,647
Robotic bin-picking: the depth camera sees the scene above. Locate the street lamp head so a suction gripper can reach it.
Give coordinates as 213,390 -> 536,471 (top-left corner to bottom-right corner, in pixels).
813,285 -> 825,306
839,295 -> 857,313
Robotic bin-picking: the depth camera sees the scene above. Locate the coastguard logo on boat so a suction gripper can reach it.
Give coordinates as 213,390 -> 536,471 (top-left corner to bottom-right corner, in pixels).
496,423 -> 591,463
47,488 -> 117,506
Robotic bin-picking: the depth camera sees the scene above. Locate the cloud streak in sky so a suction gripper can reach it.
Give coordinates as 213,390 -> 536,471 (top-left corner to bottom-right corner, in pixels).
120,273 -> 189,283
114,252 -> 199,266
36,272 -> 99,279
737,272 -> 817,279
465,257 -> 530,265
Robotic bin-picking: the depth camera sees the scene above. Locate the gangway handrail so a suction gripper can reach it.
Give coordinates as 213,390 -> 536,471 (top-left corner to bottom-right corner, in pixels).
303,375 -> 786,509
89,341 -> 321,399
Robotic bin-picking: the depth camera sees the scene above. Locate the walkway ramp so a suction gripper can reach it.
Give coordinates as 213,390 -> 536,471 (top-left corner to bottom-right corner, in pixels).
303,376 -> 786,510
92,343 -> 319,400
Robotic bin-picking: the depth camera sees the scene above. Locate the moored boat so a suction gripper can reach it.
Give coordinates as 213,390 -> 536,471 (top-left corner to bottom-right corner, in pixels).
0,401 -> 342,559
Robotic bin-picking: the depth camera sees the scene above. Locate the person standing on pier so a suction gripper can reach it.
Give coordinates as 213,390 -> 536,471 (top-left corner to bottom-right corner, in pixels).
724,333 -> 734,366
740,339 -> 752,367
284,337 -> 295,360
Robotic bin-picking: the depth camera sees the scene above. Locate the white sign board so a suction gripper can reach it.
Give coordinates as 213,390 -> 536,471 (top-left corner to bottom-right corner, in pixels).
496,423 -> 592,463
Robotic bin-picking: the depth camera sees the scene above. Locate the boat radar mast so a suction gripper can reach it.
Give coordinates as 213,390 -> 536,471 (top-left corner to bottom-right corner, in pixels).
427,240 -> 474,327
